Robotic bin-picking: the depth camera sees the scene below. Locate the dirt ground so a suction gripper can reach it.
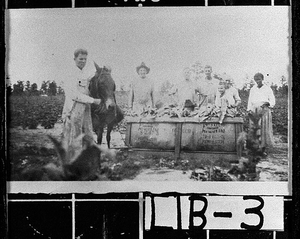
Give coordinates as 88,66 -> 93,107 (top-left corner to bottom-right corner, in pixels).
7,122 -> 289,182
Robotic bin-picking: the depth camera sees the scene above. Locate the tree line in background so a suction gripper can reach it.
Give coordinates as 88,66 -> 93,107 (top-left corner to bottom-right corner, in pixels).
6,75 -> 288,138
7,74 -> 288,97
159,75 -> 289,98
6,80 -> 64,96
6,80 -> 65,129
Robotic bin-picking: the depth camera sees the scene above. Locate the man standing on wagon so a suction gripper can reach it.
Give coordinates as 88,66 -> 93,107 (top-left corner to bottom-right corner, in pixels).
247,72 -> 276,154
128,62 -> 155,114
61,48 -> 101,157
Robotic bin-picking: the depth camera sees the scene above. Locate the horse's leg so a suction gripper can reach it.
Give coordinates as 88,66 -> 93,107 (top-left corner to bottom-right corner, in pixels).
97,127 -> 104,145
106,124 -> 113,148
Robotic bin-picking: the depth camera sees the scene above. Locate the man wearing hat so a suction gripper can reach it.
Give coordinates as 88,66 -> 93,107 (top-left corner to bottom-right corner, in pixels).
128,62 -> 155,114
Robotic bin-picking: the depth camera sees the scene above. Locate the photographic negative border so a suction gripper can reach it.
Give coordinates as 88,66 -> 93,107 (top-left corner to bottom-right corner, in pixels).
4,1 -> 293,197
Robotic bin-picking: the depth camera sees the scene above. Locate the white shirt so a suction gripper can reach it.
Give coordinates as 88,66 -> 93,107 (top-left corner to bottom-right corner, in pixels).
215,92 -> 228,108
176,79 -> 197,106
215,86 -> 241,107
61,64 -> 96,119
247,84 -> 275,111
198,77 -> 219,96
129,76 -> 154,107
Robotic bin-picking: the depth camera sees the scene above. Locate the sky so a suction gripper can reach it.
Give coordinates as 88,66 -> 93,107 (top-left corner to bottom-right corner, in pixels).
6,6 -> 291,90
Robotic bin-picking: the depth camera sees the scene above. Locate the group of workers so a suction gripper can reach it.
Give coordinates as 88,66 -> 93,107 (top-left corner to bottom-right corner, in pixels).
62,48 -> 276,156
128,61 -> 276,152
128,61 -> 241,114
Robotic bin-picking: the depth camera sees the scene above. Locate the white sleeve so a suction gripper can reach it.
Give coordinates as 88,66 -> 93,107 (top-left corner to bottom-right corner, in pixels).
268,87 -> 276,108
128,81 -> 134,107
233,88 -> 241,101
215,92 -> 221,108
62,78 -> 95,104
247,88 -> 253,111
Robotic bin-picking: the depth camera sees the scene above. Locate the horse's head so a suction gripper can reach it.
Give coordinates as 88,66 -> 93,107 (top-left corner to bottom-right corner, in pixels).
89,62 -> 116,112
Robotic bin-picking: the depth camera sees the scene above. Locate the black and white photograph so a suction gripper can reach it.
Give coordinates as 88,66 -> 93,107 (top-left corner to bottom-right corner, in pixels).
3,1 -> 297,239
6,5 -> 291,186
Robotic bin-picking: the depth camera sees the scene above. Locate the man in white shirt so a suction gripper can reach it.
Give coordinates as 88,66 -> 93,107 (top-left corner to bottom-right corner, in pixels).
224,77 -> 241,107
247,72 -> 276,152
61,48 -> 101,158
169,67 -> 197,109
128,62 -> 155,114
214,81 -> 228,109
196,65 -> 219,110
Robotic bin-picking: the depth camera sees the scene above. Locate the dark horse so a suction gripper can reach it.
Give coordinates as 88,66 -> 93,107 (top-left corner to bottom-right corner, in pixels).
89,62 -> 124,148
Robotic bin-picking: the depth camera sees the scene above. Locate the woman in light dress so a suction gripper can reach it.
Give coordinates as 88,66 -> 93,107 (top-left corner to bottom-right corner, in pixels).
247,72 -> 276,153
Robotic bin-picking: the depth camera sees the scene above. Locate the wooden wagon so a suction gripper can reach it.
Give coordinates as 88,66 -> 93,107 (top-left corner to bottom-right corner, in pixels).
125,117 -> 243,162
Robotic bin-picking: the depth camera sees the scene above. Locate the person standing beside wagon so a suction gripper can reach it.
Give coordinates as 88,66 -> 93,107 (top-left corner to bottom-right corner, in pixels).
128,62 -> 155,114
224,77 -> 241,108
61,48 -> 101,156
214,81 -> 229,124
191,61 -> 204,106
215,78 -> 241,109
196,65 -> 219,110
169,67 -> 197,110
247,72 -> 276,154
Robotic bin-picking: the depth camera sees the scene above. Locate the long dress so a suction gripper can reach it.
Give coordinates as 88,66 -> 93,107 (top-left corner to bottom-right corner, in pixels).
247,84 -> 276,149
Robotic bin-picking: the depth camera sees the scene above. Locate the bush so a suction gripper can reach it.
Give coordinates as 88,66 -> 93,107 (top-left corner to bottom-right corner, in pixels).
8,95 -> 64,129
238,89 -> 288,136
272,97 -> 288,136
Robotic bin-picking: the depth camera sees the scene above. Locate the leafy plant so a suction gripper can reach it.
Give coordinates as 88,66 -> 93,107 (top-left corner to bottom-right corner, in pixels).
8,95 -> 64,129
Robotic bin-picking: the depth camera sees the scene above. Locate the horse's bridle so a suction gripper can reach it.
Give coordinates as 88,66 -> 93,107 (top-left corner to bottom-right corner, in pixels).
91,69 -> 117,118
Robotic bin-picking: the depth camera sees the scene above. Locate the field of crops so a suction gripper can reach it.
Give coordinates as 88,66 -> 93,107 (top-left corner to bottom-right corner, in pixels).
7,90 -> 289,181
8,94 -> 64,129
8,90 -> 288,136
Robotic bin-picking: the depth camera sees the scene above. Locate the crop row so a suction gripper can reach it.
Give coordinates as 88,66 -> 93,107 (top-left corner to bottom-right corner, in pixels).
8,95 -> 65,129
7,91 -> 288,137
